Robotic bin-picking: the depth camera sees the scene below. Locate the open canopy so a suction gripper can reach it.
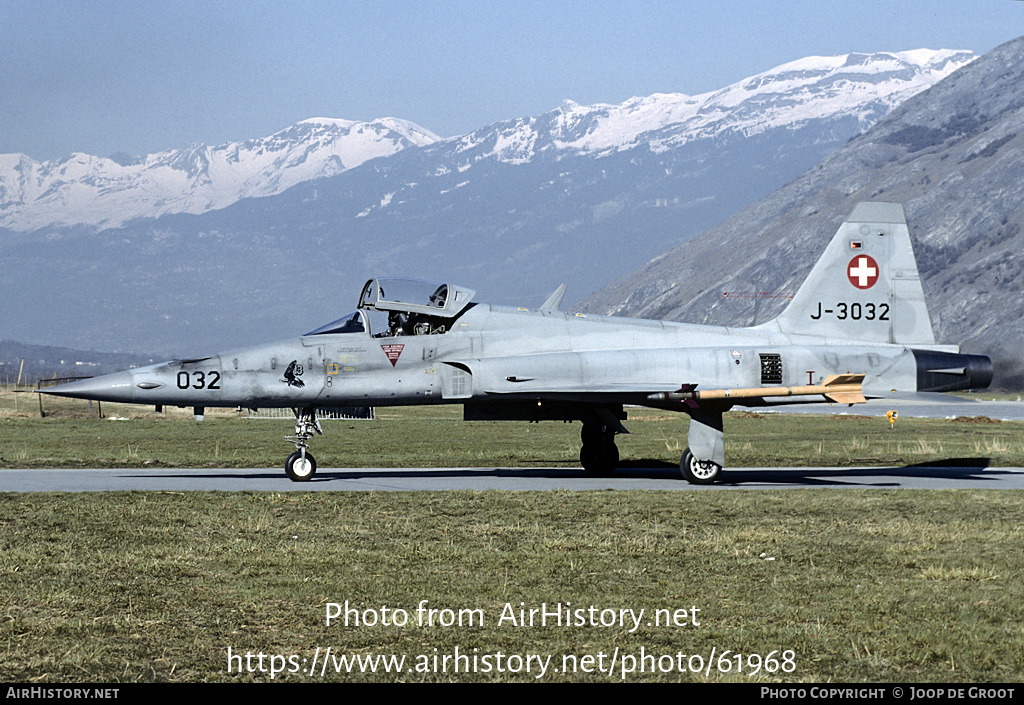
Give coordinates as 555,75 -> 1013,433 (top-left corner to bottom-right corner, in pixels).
357,278 -> 476,318
305,278 -> 476,337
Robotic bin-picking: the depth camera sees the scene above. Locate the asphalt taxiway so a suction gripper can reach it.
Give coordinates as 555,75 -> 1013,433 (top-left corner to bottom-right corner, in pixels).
3,463 -> 1023,492
4,399 -> 1021,492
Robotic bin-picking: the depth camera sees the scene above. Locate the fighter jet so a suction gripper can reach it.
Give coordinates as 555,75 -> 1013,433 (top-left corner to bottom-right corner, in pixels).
43,202 -> 992,483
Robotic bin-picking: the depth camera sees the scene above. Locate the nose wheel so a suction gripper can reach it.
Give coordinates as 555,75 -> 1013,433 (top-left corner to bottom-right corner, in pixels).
285,408 -> 322,482
286,449 -> 317,481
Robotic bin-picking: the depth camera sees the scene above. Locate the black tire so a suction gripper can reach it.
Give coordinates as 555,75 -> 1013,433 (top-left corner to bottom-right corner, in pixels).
581,424 -> 603,447
580,441 -> 618,477
680,448 -> 721,484
285,450 -> 317,482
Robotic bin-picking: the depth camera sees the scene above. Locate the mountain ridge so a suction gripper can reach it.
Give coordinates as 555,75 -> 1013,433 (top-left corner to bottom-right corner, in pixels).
0,117 -> 440,231
1,49 -> 972,233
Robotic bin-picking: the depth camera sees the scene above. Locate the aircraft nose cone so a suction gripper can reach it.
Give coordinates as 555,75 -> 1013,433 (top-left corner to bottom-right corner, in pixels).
41,371 -> 135,403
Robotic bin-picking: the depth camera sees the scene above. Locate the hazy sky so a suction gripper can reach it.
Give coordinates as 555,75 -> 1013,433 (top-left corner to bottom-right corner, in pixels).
3,0 -> 1022,162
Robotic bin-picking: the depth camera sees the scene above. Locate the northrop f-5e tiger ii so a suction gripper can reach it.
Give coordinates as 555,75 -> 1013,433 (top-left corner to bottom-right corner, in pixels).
45,202 -> 992,483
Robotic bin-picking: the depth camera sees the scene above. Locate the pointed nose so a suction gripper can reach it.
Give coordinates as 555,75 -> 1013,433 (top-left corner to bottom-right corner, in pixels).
41,371 -> 135,403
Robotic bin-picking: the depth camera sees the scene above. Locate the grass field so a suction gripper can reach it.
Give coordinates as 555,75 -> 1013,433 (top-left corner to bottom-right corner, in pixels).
1,387 -> 1023,682
3,386 -> 1024,470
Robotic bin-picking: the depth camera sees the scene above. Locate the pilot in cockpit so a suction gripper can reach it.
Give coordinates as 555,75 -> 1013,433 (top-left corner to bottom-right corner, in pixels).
387,311 -> 413,336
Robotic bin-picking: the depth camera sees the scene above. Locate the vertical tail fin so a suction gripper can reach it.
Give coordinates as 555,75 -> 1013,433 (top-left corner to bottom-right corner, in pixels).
762,202 -> 935,345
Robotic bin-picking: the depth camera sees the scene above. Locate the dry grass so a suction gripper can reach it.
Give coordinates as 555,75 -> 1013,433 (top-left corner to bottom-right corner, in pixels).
0,491 -> 1022,682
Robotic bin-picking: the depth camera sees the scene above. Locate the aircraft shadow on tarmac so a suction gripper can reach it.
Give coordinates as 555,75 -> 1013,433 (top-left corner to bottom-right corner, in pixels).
311,457 -> 996,487
714,457 -> 997,487
127,457 -> 998,487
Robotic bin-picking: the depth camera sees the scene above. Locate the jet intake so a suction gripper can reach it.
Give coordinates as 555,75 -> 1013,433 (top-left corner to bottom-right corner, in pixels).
911,350 -> 993,392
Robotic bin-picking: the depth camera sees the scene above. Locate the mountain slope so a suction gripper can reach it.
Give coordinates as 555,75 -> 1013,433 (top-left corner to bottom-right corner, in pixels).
578,36 -> 1024,385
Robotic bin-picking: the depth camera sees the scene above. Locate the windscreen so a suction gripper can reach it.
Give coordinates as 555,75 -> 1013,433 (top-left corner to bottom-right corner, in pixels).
304,311 -> 366,336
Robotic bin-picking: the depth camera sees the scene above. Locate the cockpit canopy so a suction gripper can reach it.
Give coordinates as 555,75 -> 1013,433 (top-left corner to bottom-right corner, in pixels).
358,278 -> 476,318
305,278 -> 476,337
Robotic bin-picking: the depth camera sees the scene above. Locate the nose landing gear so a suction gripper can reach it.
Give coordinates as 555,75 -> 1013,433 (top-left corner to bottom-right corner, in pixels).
285,408 -> 322,482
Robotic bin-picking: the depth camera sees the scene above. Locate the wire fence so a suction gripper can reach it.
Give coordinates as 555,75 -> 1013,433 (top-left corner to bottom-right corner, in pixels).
245,407 -> 375,420
34,377 -> 102,418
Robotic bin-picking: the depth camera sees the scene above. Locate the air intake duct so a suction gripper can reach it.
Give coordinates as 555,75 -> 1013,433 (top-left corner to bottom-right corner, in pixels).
911,349 -> 993,392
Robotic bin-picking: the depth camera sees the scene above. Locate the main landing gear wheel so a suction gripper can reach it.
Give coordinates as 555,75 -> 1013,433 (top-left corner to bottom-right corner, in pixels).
680,448 -> 722,485
580,425 -> 619,477
285,450 -> 317,482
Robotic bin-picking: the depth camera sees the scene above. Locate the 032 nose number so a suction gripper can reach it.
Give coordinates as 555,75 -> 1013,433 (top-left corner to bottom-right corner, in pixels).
176,370 -> 222,389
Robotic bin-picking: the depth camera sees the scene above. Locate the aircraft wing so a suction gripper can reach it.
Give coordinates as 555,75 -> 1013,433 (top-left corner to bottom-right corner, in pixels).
443,352 -> 867,408
482,380 -> 682,397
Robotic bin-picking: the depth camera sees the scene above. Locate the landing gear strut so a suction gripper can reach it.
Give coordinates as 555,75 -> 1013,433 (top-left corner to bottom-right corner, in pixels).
285,408 -> 322,482
679,408 -> 726,484
580,423 -> 619,476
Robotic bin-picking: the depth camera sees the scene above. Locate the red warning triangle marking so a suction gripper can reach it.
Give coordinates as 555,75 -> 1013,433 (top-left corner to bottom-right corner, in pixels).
381,344 -> 405,366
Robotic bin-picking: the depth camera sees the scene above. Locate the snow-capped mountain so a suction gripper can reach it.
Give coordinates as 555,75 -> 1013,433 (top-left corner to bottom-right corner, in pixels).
0,117 -> 439,231
1,50 -> 972,234
443,49 -> 974,164
0,48 -> 980,354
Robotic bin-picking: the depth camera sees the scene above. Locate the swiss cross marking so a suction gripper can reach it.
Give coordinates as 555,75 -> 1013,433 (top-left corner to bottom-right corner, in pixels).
847,255 -> 879,289
381,344 -> 405,366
